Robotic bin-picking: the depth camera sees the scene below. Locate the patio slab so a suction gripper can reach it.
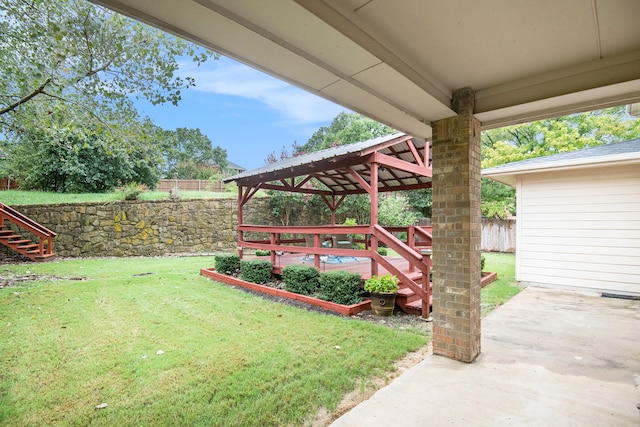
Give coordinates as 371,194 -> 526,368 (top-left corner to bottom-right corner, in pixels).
331,286 -> 640,426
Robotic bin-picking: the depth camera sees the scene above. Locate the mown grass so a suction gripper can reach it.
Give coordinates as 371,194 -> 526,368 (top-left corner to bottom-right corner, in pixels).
0,190 -> 238,205
385,249 -> 519,317
0,256 -> 427,426
481,252 -> 520,316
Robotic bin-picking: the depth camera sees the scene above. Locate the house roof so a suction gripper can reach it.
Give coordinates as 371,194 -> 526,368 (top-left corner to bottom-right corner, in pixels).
483,138 -> 640,186
226,161 -> 245,172
224,132 -> 432,195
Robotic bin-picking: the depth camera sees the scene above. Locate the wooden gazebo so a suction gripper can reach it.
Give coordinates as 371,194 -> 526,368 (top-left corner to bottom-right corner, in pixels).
222,132 -> 434,317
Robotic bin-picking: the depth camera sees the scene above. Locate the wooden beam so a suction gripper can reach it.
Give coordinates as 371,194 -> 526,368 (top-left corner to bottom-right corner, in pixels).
374,152 -> 432,177
406,138 -> 425,167
347,167 -> 371,193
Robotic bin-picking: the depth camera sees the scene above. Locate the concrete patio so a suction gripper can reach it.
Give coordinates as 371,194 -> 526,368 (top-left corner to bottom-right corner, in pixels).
332,286 -> 640,426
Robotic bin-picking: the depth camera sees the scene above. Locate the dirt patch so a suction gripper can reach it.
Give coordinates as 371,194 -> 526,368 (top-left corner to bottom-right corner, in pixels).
0,271 -> 86,289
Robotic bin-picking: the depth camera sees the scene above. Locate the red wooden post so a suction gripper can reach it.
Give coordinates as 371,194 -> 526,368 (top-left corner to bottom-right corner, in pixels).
270,233 -> 276,265
408,225 -> 415,273
237,185 -> 244,259
314,233 -> 321,269
422,251 -> 432,319
370,162 -> 379,277
330,195 -> 336,226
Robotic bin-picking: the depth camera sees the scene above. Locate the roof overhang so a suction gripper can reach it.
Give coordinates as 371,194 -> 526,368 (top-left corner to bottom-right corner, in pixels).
90,0 -> 640,138
483,151 -> 640,187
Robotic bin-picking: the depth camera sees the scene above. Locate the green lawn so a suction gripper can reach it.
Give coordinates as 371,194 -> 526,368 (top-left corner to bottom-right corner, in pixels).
0,190 -> 238,205
0,256 -> 427,426
481,252 -> 519,316
383,250 -> 519,317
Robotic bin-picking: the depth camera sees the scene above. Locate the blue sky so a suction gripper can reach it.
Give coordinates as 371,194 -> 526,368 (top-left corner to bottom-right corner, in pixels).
136,56 -> 348,171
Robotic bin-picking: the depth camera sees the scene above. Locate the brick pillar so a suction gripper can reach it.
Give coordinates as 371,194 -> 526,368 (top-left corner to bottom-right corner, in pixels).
431,87 -> 482,363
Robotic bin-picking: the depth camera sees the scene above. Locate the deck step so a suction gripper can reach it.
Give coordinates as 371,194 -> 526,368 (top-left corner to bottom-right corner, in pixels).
404,295 -> 433,317
8,239 -> 31,245
1,234 -> 22,240
18,244 -> 39,250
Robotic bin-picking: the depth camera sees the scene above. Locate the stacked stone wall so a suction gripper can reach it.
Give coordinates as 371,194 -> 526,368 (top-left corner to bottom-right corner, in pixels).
13,198 -> 271,257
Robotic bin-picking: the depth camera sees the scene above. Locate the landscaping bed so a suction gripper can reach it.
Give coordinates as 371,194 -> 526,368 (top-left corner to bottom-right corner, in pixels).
200,268 -> 371,316
481,271 -> 498,288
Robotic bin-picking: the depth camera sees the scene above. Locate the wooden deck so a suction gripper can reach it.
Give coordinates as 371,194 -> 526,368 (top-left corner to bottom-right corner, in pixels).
245,252 -> 419,280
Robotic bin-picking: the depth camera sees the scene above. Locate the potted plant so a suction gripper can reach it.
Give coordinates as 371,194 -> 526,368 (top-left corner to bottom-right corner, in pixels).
364,274 -> 399,316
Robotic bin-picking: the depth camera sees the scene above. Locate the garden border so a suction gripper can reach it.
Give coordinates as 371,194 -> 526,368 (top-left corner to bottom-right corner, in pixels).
200,268 -> 371,316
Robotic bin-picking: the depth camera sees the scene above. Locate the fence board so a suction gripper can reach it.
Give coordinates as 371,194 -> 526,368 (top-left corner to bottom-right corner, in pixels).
417,217 -> 515,253
156,179 -> 225,192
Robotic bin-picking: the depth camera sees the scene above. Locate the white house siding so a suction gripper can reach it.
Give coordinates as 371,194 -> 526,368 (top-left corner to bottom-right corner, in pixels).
516,163 -> 640,296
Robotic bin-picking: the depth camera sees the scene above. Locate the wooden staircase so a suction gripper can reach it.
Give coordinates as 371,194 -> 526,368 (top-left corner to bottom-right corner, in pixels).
0,203 -> 56,262
371,224 -> 433,318
395,271 -> 433,316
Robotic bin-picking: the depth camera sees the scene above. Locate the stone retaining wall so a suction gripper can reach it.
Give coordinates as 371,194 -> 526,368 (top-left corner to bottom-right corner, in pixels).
13,198 -> 271,257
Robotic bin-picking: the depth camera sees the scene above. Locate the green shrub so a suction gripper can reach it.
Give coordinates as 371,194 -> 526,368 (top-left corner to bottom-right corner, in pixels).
481,255 -> 486,271
377,247 -> 388,256
214,254 -> 240,274
363,274 -> 399,294
319,270 -> 363,305
255,249 -> 271,256
282,265 -> 320,295
119,182 -> 148,200
240,260 -> 273,284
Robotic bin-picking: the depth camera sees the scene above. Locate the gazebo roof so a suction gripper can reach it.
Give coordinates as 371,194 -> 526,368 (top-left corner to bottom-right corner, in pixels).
224,132 -> 432,195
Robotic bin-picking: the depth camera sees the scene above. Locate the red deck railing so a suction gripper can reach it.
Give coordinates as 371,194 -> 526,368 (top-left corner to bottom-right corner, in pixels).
237,223 -> 433,317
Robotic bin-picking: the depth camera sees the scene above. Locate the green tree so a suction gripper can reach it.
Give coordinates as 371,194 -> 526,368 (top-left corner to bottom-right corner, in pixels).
297,112 -> 395,153
482,107 -> 640,167
5,125 -> 161,192
0,0 -> 213,141
378,195 -> 422,227
161,128 -> 228,178
403,188 -> 432,218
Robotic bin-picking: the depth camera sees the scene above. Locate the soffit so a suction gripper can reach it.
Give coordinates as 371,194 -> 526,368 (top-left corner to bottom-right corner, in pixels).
91,0 -> 640,135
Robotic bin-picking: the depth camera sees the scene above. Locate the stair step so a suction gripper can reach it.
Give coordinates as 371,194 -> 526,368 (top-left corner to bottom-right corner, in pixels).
8,239 -> 30,245
18,244 -> 39,250
0,229 -> 14,235
404,295 -> 433,316
1,234 -> 22,240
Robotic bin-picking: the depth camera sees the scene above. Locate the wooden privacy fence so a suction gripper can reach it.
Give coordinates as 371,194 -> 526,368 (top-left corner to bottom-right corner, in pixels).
0,178 -> 19,191
416,217 -> 515,253
156,179 -> 225,192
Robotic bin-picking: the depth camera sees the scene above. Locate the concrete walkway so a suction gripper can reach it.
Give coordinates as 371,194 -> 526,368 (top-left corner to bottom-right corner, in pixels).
332,287 -> 640,426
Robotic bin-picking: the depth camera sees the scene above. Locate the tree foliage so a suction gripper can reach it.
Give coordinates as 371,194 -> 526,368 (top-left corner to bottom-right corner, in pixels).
4,123 -> 161,192
0,0 -> 213,141
160,127 -> 228,178
296,112 -> 395,153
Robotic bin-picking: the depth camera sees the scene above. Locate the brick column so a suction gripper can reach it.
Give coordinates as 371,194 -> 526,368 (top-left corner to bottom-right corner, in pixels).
431,87 -> 482,363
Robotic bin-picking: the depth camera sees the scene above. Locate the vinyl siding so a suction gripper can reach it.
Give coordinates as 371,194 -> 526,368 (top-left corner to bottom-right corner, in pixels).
516,164 -> 640,296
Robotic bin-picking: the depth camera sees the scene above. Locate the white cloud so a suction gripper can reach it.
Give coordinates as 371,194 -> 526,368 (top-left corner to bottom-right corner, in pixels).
178,58 -> 345,125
